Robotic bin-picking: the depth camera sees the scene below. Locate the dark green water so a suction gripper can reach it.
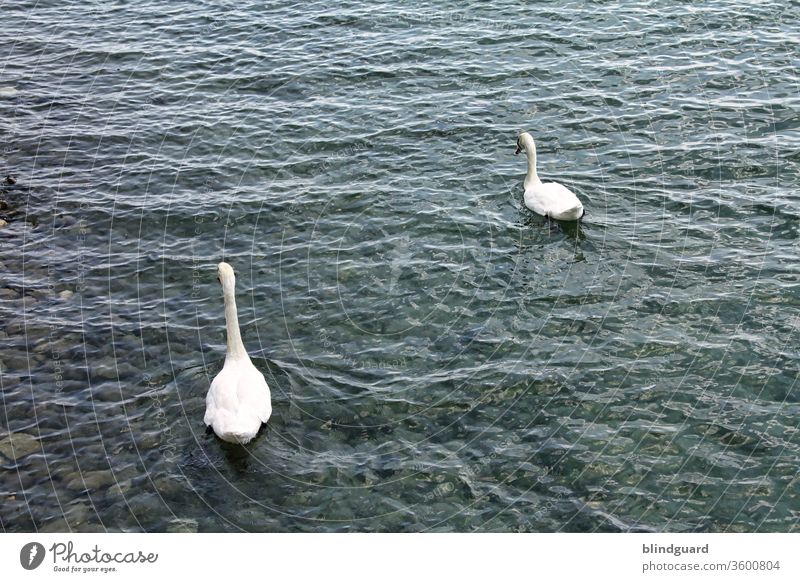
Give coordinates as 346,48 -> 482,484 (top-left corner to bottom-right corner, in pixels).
1,1 -> 798,532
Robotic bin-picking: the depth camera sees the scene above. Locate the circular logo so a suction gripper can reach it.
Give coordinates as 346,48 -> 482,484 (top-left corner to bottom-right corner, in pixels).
20,542 -> 45,570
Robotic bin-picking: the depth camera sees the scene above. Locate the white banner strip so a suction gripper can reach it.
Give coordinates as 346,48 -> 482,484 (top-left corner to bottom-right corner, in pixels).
1,533 -> 796,581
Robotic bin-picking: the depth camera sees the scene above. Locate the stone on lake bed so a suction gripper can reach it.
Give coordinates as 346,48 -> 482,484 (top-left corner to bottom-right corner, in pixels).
107,479 -> 133,498
167,517 -> 198,533
65,470 -> 116,491
18,296 -> 37,308
0,287 -> 19,300
1,350 -> 34,373
0,373 -> 19,390
0,219 -> 8,228
30,288 -> 54,300
55,502 -> 92,529
0,432 -> 41,461
58,289 -> 74,301
154,475 -> 188,496
90,363 -> 123,381
0,87 -> 18,98
39,519 -> 70,533
74,522 -> 107,533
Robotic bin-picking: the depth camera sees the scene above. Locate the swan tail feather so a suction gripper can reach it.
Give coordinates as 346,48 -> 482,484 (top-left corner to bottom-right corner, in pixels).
562,202 -> 584,221
206,408 -> 261,444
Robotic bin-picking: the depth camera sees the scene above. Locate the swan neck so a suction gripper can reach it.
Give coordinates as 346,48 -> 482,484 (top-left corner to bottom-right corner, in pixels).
525,139 -> 540,185
223,287 -> 247,361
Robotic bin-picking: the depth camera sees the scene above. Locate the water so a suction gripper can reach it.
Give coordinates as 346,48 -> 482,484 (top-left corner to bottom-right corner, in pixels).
1,0 -> 798,533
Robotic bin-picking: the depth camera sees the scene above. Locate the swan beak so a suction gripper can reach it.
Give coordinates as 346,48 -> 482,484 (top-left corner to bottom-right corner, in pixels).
515,145 -> 522,155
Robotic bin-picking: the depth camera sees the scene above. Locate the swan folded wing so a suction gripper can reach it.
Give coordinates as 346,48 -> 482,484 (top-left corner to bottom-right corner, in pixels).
204,359 -> 271,436
238,363 -> 272,424
524,182 -> 583,220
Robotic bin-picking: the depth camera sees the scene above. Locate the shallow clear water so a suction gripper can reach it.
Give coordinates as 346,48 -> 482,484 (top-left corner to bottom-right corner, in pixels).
1,1 -> 798,532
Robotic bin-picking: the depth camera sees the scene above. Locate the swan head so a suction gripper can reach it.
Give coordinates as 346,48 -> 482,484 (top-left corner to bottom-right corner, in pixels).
515,131 -> 535,155
217,262 -> 235,288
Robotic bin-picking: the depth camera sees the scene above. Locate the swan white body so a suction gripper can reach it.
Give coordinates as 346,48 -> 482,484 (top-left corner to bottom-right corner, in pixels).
204,262 -> 271,444
516,132 -> 584,221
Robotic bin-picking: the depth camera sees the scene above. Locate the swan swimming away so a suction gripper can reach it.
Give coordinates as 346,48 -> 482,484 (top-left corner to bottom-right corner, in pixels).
204,262 -> 272,444
516,131 -> 584,221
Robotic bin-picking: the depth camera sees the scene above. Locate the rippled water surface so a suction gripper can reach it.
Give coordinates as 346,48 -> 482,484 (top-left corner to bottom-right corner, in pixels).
1,1 -> 799,532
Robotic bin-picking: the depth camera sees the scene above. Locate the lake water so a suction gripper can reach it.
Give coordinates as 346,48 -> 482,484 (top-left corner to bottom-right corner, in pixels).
1,1 -> 798,532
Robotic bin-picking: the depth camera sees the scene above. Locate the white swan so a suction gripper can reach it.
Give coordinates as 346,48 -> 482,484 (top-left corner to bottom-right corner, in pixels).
204,262 -> 271,444
516,131 -> 584,221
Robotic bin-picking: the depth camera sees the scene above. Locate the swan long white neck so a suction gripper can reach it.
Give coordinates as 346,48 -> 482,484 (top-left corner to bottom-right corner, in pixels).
521,133 -> 540,187
222,275 -> 248,361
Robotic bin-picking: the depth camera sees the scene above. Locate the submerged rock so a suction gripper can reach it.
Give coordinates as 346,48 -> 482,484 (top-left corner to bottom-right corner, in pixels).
64,470 -> 116,492
0,287 -> 19,300
39,519 -> 70,533
0,432 -> 41,461
167,517 -> 198,533
39,502 -> 95,531
107,479 -> 133,498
